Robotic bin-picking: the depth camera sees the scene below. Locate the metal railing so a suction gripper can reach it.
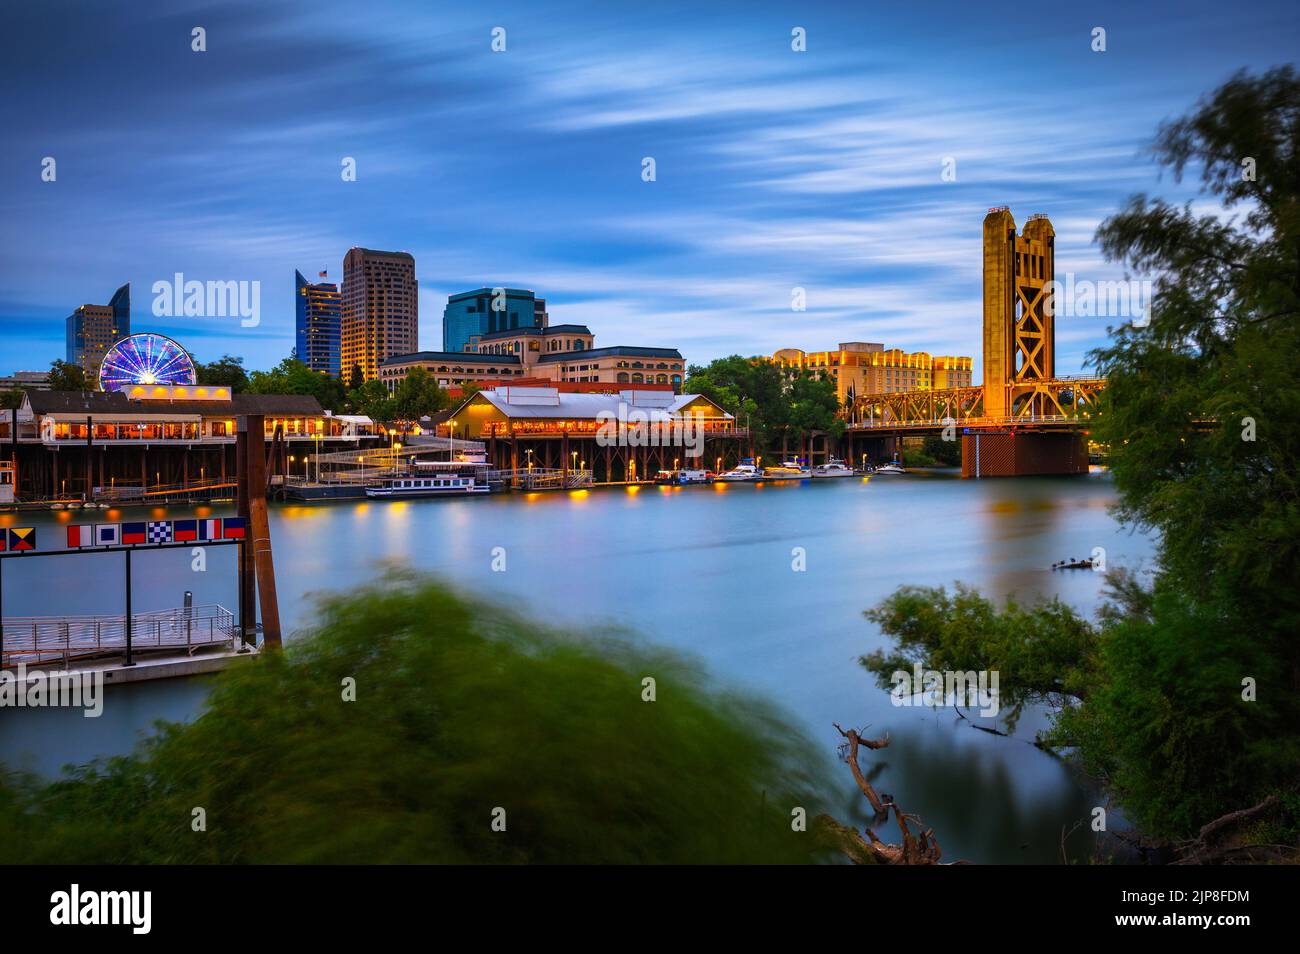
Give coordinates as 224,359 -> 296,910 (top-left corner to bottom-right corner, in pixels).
490,467 -> 593,490
1,603 -> 238,666
848,413 -> 1090,430
93,478 -> 238,503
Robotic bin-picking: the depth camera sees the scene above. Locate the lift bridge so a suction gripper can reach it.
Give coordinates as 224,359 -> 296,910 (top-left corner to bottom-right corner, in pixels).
844,209 -> 1108,477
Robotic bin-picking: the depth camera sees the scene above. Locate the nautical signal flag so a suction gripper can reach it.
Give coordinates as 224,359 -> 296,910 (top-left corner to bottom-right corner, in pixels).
222,517 -> 246,539
121,522 -> 147,545
147,521 -> 173,544
173,519 -> 198,542
67,524 -> 96,548
95,524 -> 121,546
199,518 -> 222,540
7,527 -> 36,551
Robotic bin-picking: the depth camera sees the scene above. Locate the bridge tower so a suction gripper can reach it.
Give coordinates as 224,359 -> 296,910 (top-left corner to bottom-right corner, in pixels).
982,208 -> 1055,419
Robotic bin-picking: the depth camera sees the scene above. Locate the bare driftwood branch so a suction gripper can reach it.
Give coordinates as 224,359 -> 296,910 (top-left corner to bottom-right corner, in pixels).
820,722 -> 964,864
1172,794 -> 1294,865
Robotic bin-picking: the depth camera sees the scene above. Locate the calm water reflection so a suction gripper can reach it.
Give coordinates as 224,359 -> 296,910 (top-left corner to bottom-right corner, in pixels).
0,469 -> 1153,863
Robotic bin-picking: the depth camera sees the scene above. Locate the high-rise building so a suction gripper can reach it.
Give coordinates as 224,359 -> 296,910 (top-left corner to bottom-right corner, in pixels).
341,248 -> 418,381
442,287 -> 547,354
66,283 -> 130,381
295,270 -> 341,376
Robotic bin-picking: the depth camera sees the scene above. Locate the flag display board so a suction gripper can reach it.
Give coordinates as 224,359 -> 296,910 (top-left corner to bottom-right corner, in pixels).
3,527 -> 37,551
50,519 -> 243,551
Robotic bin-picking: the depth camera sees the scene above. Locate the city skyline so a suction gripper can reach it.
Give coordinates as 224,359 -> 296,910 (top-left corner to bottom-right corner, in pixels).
3,0 -> 1297,378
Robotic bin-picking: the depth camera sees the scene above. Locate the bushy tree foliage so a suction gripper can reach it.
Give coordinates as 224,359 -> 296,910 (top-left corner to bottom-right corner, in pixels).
0,577 -> 828,863
862,68 -> 1300,840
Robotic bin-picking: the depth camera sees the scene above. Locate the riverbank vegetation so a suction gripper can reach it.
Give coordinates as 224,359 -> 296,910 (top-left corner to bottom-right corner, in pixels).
0,575 -> 828,863
861,68 -> 1300,858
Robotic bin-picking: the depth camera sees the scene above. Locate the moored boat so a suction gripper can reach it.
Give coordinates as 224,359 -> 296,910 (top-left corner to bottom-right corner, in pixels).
873,461 -> 907,476
676,469 -> 711,484
365,475 -> 489,498
764,459 -> 810,478
810,458 -> 855,478
717,464 -> 763,481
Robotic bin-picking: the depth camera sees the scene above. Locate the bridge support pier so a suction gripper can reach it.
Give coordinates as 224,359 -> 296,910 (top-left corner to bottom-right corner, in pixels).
962,431 -> 1088,478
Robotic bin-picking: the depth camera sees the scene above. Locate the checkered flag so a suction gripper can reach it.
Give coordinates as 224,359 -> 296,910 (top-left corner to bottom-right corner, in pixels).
147,521 -> 173,543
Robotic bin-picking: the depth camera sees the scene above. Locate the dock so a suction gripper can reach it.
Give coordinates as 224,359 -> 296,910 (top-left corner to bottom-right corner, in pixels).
1,602 -> 258,687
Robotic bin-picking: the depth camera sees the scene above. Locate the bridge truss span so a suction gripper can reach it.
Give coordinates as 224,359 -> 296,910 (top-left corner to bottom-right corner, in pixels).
846,376 -> 1105,432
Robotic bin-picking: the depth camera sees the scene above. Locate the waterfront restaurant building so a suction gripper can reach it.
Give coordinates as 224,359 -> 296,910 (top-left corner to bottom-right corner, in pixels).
447,385 -> 744,483
1,386 -> 381,500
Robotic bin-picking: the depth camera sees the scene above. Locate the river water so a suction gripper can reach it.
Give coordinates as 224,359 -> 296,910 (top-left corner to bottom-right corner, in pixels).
0,469 -> 1153,863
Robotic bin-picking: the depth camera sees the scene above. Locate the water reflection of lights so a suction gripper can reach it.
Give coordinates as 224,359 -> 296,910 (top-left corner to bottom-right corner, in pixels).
568,490 -> 590,501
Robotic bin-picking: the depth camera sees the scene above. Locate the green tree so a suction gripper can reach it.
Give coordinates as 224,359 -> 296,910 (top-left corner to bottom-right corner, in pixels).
347,364 -> 364,391
786,371 -> 844,456
47,359 -> 88,391
392,367 -> 447,426
194,354 -> 250,392
685,355 -> 788,452
349,378 -> 396,428
0,577 -> 828,863
860,68 -> 1300,844
246,357 -> 347,411
920,434 -> 961,466
0,390 -> 23,410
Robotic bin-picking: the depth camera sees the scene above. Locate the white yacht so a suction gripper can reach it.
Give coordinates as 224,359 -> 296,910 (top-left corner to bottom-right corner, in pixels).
764,460 -> 810,478
365,475 -> 490,498
873,461 -> 908,476
717,464 -> 763,482
810,459 -> 855,478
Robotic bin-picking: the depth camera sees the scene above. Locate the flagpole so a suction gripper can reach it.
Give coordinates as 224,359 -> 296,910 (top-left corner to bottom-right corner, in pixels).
124,548 -> 134,667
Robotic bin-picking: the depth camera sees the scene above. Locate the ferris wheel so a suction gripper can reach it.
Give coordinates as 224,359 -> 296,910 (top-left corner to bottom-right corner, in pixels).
98,333 -> 197,392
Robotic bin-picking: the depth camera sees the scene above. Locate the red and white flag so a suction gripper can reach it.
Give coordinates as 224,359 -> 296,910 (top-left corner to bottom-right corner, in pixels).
67,524 -> 95,548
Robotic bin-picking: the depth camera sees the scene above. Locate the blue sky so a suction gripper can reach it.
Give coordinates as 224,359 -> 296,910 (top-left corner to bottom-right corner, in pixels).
1,0 -> 1296,378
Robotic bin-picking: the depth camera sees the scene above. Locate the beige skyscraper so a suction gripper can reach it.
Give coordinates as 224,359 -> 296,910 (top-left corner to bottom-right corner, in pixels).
341,248 -> 418,381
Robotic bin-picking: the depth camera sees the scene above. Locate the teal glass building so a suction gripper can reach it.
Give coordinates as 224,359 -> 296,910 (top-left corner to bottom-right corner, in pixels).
443,288 -> 547,353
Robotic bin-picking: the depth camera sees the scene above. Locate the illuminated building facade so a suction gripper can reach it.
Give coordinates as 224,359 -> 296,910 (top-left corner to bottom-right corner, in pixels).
772,342 -> 973,405
982,208 -> 1055,419
65,283 -> 130,380
385,308 -> 685,392
341,248 -> 417,381
295,270 -> 342,376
